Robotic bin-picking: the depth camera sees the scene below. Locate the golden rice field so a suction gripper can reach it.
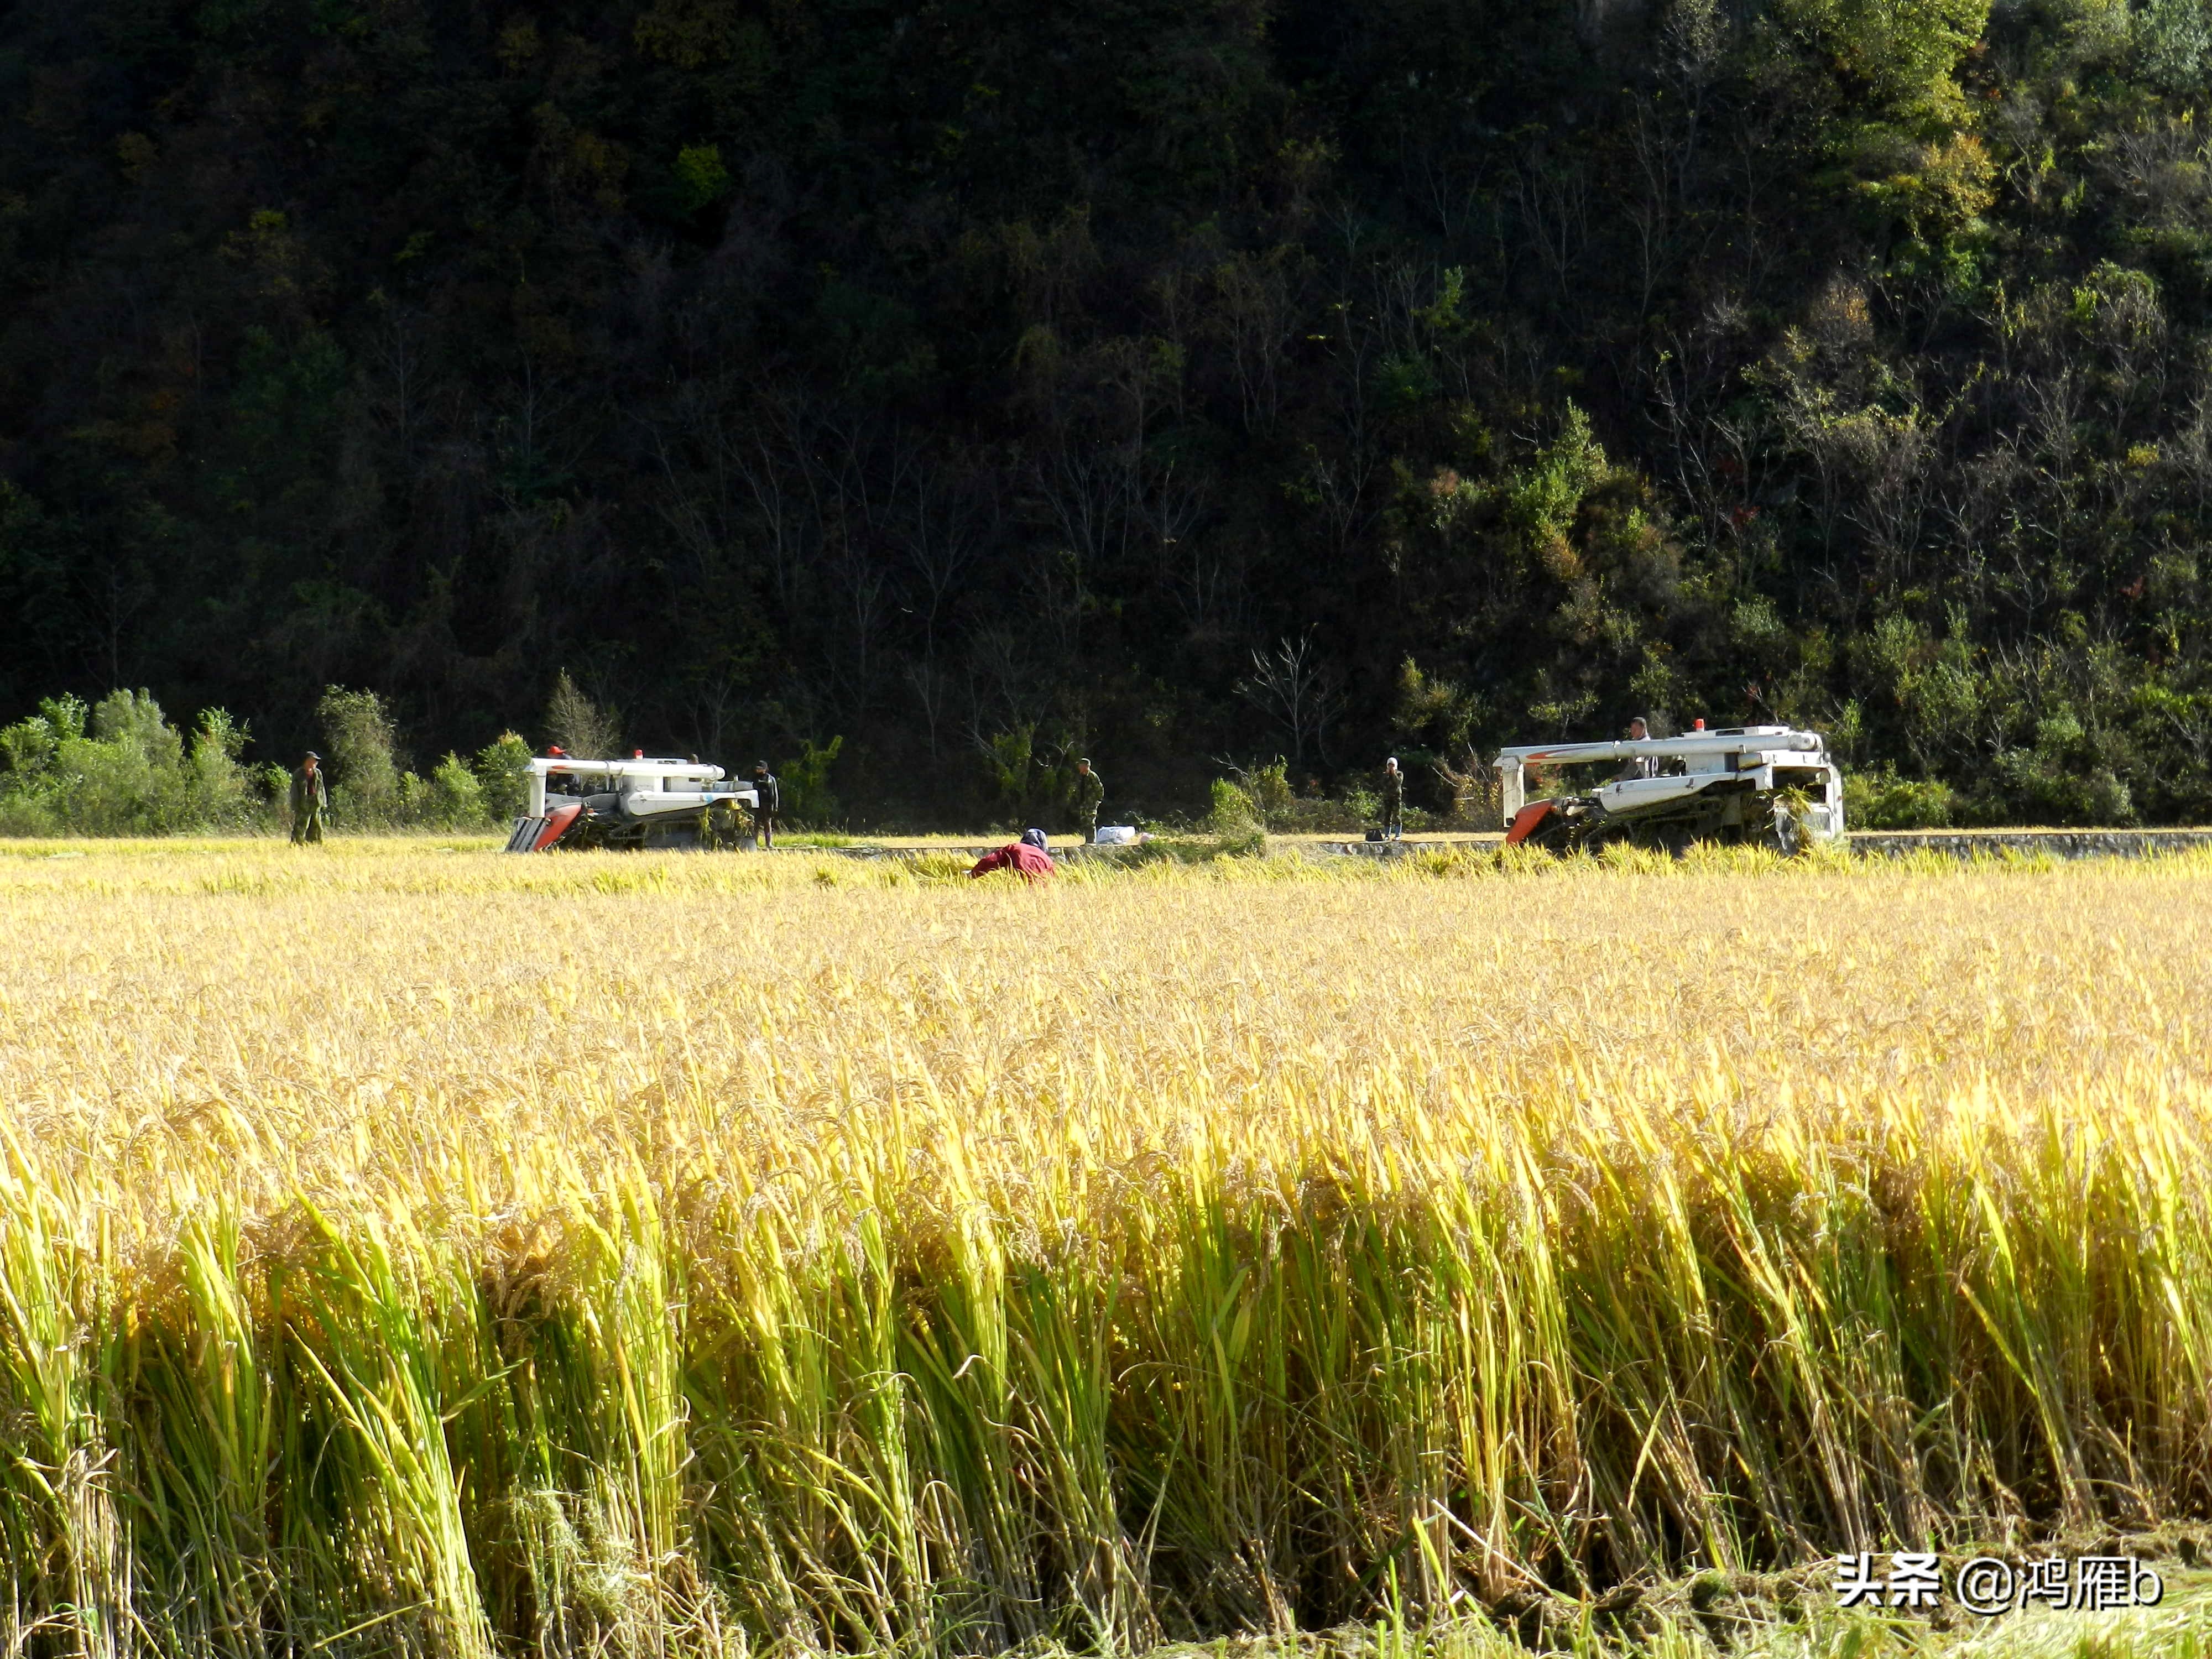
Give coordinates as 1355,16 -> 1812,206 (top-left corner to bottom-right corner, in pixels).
6,838 -> 2212,1659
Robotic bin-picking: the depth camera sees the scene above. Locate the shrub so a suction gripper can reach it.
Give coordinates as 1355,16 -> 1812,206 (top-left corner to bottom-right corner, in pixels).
308,686 -> 515,831
429,753 -> 487,827
316,686 -> 402,824
1844,765 -> 1958,829
0,690 -> 258,834
779,735 -> 844,825
257,764 -> 291,814
1206,763 -> 1406,835
474,732 -> 535,821
187,709 -> 254,825
1207,777 -> 1261,833
1979,714 -> 2137,827
1241,758 -> 1295,821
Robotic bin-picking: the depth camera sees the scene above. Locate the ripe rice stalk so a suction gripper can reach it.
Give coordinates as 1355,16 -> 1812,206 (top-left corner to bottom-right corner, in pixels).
1,843 -> 2210,1653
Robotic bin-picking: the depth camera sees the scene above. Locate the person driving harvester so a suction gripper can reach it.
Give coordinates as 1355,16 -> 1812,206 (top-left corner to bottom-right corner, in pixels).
1616,716 -> 1661,781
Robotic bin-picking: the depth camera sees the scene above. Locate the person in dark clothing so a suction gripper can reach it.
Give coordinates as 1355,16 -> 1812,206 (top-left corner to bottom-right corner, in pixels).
750,762 -> 781,848
1379,757 -> 1405,841
289,752 -> 328,844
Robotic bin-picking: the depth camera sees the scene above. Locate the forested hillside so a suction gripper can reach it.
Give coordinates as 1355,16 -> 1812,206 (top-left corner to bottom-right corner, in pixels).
6,0 -> 2212,826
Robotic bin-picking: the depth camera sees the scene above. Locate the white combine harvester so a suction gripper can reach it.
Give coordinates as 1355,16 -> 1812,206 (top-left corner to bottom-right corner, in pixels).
1494,726 -> 1844,854
503,757 -> 760,852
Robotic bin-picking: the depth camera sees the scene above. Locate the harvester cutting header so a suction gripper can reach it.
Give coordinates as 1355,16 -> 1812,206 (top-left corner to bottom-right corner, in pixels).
1496,726 -> 1844,854
504,755 -> 759,852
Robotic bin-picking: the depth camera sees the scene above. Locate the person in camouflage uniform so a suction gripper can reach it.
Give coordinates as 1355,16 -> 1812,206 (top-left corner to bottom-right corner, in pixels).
290,752 -> 329,844
1379,756 -> 1405,841
1072,758 -> 1104,843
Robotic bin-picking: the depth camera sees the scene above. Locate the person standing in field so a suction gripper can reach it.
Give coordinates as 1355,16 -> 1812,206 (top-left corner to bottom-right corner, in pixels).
750,761 -> 780,848
289,751 -> 328,844
1072,758 -> 1104,844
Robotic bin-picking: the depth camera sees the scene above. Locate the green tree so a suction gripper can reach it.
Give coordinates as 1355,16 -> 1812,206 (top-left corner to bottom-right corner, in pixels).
544,672 -> 622,761
473,732 -> 536,821
778,736 -> 844,825
427,753 -> 487,827
316,687 -> 401,823
0,691 -> 253,834
1769,0 -> 1991,118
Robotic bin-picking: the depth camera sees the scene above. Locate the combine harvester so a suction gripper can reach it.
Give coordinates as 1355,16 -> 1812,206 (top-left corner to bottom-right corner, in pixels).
504,755 -> 759,852
1495,726 -> 1844,855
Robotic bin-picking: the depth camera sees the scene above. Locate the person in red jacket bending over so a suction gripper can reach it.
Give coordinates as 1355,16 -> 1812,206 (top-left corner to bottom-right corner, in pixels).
969,827 -> 1056,881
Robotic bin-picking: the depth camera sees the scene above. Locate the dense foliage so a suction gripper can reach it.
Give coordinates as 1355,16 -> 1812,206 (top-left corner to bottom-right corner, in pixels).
6,0 -> 2212,825
0,687 -> 528,833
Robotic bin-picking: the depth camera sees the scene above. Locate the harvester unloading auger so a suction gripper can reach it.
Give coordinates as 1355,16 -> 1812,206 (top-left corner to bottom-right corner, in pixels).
504,756 -> 760,852
1495,726 -> 1844,855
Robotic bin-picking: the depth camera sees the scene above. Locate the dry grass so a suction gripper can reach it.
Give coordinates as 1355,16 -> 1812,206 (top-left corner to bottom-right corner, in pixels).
3,841 -> 2211,1657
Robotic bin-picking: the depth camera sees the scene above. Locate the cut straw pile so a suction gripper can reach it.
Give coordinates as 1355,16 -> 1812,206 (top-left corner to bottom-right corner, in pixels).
2,841 -> 2209,1656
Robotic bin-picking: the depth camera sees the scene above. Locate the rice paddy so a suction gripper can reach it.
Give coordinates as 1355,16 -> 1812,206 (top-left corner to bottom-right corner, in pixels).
4,839 -> 2212,1657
